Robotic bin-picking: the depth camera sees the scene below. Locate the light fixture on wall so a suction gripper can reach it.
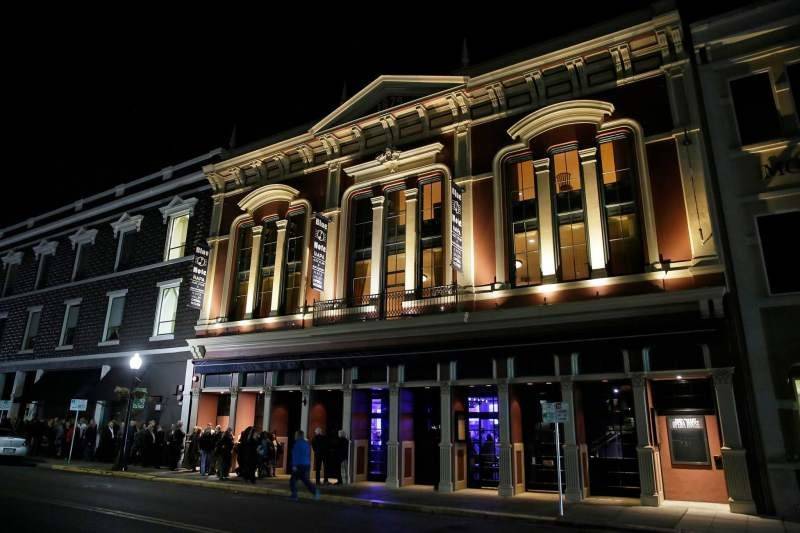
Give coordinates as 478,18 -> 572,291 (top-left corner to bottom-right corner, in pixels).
514,259 -> 523,269
422,273 -> 429,283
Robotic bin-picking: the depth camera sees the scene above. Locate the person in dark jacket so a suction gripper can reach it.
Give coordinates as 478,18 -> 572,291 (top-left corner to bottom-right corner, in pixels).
329,429 -> 348,485
182,426 -> 201,471
198,426 -> 214,476
215,428 -> 234,480
84,419 -> 98,461
289,430 -> 318,500
169,421 -> 185,470
237,427 -> 258,483
311,427 -> 329,486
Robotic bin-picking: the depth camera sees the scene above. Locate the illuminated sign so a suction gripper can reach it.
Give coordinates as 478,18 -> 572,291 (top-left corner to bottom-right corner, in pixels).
311,213 -> 329,292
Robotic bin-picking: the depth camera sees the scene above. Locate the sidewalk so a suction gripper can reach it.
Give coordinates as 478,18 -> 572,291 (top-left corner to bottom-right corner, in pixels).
38,458 -> 797,533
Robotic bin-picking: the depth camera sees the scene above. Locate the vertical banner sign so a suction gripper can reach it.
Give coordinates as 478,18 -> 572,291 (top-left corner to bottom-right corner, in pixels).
311,213 -> 329,292
451,182 -> 464,272
188,245 -> 209,310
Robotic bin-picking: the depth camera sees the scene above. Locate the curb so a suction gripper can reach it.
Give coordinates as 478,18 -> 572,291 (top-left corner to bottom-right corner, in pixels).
48,464 -> 673,533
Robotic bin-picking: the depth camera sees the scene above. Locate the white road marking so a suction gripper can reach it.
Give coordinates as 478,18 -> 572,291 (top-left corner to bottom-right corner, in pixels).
6,494 -> 231,533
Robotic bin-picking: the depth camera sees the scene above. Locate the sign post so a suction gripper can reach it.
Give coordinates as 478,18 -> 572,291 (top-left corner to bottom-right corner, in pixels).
542,401 -> 569,517
67,399 -> 87,464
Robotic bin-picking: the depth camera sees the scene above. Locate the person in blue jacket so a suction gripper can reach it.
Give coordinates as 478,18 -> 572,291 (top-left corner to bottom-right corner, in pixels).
289,430 -> 319,500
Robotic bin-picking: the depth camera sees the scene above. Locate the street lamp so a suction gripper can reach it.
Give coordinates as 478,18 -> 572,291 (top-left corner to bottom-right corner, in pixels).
119,353 -> 143,471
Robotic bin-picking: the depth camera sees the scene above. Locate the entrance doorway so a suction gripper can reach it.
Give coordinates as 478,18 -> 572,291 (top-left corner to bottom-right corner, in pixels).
402,387 -> 440,486
271,390 -> 302,473
368,389 -> 388,482
515,382 -> 564,492
466,391 -> 500,489
581,380 -> 639,497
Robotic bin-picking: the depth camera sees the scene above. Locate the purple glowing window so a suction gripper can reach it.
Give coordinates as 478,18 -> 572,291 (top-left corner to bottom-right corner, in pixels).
467,396 -> 498,413
371,398 -> 383,415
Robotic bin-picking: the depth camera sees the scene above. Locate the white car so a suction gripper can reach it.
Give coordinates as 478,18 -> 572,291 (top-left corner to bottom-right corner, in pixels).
0,428 -> 28,457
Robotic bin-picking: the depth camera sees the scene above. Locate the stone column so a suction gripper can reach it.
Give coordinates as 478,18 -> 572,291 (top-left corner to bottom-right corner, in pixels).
188,390 -> 201,430
497,380 -> 515,497
322,209 -> 340,301
261,387 -> 272,432
8,371 -> 26,421
228,388 -> 239,432
342,385 -> 353,485
533,158 -> 556,283
578,147 -> 607,277
404,189 -> 418,292
179,359 -> 193,430
270,220 -> 288,314
244,225 -> 264,319
438,381 -> 454,493
300,385 -> 310,435
560,377 -> 584,502
386,383 -> 400,488
325,162 -> 342,210
369,196 -> 386,295
631,373 -> 663,506
93,400 -> 107,425
713,368 -> 756,514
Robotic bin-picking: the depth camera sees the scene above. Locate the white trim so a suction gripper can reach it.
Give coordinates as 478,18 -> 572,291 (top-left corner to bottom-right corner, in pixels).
152,280 -> 181,337
149,334 -> 175,342
97,340 -> 120,347
159,196 -> 198,223
68,227 -> 98,249
1,250 -> 22,266
64,297 -> 83,306
54,345 -> 74,351
101,291 -> 127,343
0,311 -> 7,319
157,278 -> 182,288
26,305 -> 43,312
163,211 -> 191,261
58,299 -> 82,348
32,239 -> 58,259
237,184 -> 300,214
507,100 -> 615,144
106,288 -> 129,297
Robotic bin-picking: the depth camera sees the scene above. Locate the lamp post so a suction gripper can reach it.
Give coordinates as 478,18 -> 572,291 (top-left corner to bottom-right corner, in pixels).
119,353 -> 143,472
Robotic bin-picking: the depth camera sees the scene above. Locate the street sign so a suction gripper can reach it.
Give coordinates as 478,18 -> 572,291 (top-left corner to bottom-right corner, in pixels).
0,400 -> 11,411
132,397 -> 146,410
541,401 -> 569,424
70,399 -> 88,412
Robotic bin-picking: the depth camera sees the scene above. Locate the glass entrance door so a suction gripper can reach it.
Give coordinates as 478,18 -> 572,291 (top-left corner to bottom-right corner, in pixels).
368,390 -> 388,481
466,395 -> 500,488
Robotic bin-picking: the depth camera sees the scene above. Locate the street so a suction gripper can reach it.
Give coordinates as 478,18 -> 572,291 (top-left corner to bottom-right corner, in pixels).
0,461 -> 590,533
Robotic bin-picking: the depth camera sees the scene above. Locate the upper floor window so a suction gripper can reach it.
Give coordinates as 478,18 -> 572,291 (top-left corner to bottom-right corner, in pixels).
789,62 -> 800,123
730,72 -> 782,146
599,136 -> 644,276
256,220 -> 278,318
230,224 -> 253,321
160,196 -> 197,261
69,227 -> 97,282
552,147 -> 589,282
102,289 -> 127,343
1,251 -> 22,297
419,180 -> 444,291
508,160 -> 540,287
33,240 -> 58,290
153,279 -> 180,338
59,299 -> 81,347
349,196 -> 373,299
283,213 -> 306,314
383,190 -> 406,295
756,211 -> 800,295
21,306 -> 42,351
111,214 -> 143,272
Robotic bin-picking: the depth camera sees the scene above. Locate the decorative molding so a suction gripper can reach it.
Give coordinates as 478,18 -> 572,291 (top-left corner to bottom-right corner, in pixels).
237,184 -> 300,214
159,196 -> 198,223
68,227 -> 98,249
2,250 -> 23,266
507,100 -> 615,144
344,142 -> 445,183
32,239 -> 58,259
110,213 -> 143,238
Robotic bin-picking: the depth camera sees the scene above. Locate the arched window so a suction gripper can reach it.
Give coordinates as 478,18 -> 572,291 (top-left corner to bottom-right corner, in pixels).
349,196 -> 373,299
552,146 -> 589,282
255,220 -> 278,318
507,159 -> 540,287
419,180 -> 444,292
230,223 -> 253,320
283,212 -> 306,313
598,134 -> 644,276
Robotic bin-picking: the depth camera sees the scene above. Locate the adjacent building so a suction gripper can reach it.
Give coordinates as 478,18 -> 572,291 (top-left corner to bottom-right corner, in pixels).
186,4 -> 760,515
692,0 -> 800,519
0,149 -> 221,430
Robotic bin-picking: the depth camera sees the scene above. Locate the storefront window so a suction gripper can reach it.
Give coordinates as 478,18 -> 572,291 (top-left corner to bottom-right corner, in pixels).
552,148 -> 589,281
509,159 -> 541,287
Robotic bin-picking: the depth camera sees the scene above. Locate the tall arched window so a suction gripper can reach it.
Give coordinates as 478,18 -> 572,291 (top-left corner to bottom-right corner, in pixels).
230,223 -> 253,320
552,147 -> 589,281
283,212 -> 306,313
350,196 -> 373,299
508,159 -> 540,286
255,220 -> 278,318
419,180 -> 444,292
383,189 -> 406,295
598,134 -> 644,276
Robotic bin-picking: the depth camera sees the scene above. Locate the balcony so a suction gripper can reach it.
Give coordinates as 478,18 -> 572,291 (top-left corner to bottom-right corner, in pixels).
313,284 -> 460,327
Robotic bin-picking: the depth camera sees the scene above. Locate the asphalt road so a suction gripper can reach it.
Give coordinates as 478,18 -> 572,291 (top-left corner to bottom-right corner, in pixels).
0,460 -> 596,533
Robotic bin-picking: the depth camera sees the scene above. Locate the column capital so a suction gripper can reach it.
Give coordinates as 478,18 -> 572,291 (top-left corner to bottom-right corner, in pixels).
389,383 -> 400,394
322,207 -> 341,218
532,158 -> 550,171
578,147 -> 597,162
712,367 -> 735,385
631,373 -> 647,388
190,389 -> 201,398
560,376 -> 574,390
263,385 -> 273,395
230,387 -> 240,398
251,224 -> 264,236
276,219 -> 289,231
404,188 -> 418,200
370,195 -> 386,208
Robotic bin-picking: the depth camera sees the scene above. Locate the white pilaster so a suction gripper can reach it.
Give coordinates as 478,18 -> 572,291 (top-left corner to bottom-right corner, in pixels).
342,385 -> 353,485
228,389 -> 239,433
631,373 -> 663,506
270,220 -> 288,314
578,148 -> 607,277
561,377 -> 584,502
534,158 -> 557,283
386,383 -> 400,488
497,380 -> 515,497
93,400 -> 107,425
438,382 -> 454,493
369,196 -> 386,295
300,385 -> 310,436
180,359 -> 194,430
188,390 -> 200,430
404,189 -> 418,292
261,387 -> 272,432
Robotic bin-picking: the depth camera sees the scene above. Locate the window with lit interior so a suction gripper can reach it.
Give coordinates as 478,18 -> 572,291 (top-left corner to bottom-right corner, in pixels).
256,220 -> 278,318
282,212 -> 306,314
349,196 -> 373,300
508,159 -> 540,286
230,224 -> 253,320
419,180 -> 444,293
552,147 -> 589,281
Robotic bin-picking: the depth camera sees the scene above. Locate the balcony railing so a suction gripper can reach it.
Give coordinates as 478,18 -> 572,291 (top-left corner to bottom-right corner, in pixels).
313,284 -> 460,327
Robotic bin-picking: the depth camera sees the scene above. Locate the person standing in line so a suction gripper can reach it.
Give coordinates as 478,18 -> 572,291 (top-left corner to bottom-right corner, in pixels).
331,429 -> 348,485
198,426 -> 214,476
84,419 -> 97,461
215,428 -> 234,480
311,427 -> 328,486
289,430 -> 319,501
182,426 -> 201,472
170,421 -> 185,470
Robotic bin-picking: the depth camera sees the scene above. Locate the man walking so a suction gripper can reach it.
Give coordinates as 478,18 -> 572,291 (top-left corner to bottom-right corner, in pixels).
289,430 -> 319,501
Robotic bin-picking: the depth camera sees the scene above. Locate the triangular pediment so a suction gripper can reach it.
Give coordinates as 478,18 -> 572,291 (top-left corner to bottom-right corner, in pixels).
312,75 -> 467,134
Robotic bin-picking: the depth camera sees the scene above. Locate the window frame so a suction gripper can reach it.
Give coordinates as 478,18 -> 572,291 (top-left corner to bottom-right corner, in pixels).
57,298 -> 82,349
786,60 -> 800,128
754,209 -> 800,296
114,228 -> 138,272
418,178 -> 445,293
382,187 -> 406,295
100,288 -> 128,345
20,305 -> 43,353
282,210 -> 307,314
727,68 -> 783,147
1,251 -> 22,297
348,193 -> 374,300
504,155 -> 541,288
150,279 -> 182,341
164,212 -> 191,261
550,145 -> 591,282
69,228 -> 98,282
32,240 -> 58,290
229,222 -> 254,321
160,197 -> 197,262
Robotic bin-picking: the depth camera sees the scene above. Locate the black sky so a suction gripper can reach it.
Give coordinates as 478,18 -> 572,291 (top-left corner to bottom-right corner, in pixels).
2,1 -> 757,228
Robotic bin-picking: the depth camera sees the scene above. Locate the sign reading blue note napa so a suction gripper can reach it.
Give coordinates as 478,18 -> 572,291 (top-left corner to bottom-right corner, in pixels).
188,245 -> 209,310
451,182 -> 464,272
311,213 -> 329,292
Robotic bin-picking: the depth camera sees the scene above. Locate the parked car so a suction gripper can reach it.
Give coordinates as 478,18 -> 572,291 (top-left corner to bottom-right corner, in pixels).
0,428 -> 28,458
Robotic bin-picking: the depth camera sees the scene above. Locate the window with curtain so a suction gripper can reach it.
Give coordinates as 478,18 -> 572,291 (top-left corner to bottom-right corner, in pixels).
230,224 -> 253,320
419,180 -> 444,292
60,304 -> 80,346
350,196 -> 373,300
256,220 -> 278,318
383,190 -> 406,295
553,148 -> 589,281
155,285 -> 180,335
599,137 -> 644,276
165,213 -> 190,260
508,160 -> 540,286
283,213 -> 305,314
103,295 -> 125,342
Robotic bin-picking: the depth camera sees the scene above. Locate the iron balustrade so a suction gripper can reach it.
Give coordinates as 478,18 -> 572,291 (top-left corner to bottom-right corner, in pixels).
313,284 -> 460,326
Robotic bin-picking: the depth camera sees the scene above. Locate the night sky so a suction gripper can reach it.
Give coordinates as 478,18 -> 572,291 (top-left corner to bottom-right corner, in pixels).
3,1 -> 756,228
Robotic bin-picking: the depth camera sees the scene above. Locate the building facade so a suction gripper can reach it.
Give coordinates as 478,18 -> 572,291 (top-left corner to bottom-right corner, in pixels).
186,5 -> 760,515
0,149 -> 221,430
692,0 -> 800,519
